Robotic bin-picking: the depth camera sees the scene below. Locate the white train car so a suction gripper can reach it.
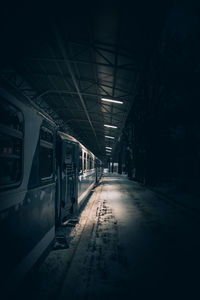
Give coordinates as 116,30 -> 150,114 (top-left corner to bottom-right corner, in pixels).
0,79 -> 102,294
56,131 -> 102,225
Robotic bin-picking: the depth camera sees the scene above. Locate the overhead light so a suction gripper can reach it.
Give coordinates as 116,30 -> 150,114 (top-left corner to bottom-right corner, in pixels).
104,124 -> 117,129
105,146 -> 112,149
101,98 -> 123,104
105,135 -> 115,139
106,149 -> 111,152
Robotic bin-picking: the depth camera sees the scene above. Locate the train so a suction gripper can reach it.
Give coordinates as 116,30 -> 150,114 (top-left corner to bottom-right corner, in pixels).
0,79 -> 103,292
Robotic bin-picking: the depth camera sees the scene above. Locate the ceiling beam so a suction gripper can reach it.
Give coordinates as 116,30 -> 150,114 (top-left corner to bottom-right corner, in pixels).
36,89 -> 130,102
89,19 -> 105,148
38,62 -> 76,121
67,40 -> 138,60
53,26 -> 100,149
24,57 -> 138,72
25,71 -> 129,95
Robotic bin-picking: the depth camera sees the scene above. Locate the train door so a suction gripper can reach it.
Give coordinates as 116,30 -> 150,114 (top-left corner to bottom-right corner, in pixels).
60,140 -> 78,222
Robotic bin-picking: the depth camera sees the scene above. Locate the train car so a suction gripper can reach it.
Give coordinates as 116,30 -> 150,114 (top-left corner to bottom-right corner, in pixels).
77,141 -> 97,208
96,157 -> 103,183
56,131 -> 99,225
0,80 -> 103,292
0,82 -> 57,292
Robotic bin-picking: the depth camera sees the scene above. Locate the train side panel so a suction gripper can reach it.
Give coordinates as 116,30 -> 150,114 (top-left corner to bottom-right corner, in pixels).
0,82 -> 103,292
78,148 -> 96,208
0,87 -> 56,291
56,132 -> 100,217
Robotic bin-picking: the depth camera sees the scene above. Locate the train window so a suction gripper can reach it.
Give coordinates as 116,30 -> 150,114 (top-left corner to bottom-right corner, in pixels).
87,155 -> 90,170
92,158 -> 94,169
39,146 -> 53,180
65,146 -> 72,163
90,156 -> 92,169
83,152 -> 86,171
79,149 -> 82,173
39,127 -> 54,180
0,99 -> 23,188
0,98 -> 23,132
90,157 -> 93,169
0,133 -> 22,186
88,155 -> 92,170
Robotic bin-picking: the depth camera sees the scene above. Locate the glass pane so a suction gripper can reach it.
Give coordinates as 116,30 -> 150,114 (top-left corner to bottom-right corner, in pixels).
79,158 -> 82,172
0,133 -> 22,186
66,146 -> 72,163
39,146 -> 53,180
83,152 -> 86,170
0,98 -> 23,132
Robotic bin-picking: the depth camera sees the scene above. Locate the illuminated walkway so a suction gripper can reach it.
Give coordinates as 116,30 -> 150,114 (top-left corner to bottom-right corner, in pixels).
21,174 -> 200,300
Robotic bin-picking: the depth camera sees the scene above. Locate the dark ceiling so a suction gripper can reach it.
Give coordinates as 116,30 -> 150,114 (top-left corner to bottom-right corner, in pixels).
0,0 -> 172,159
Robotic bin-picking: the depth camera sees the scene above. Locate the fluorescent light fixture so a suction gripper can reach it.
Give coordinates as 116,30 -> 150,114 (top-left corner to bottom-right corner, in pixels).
106,149 -> 111,152
101,98 -> 123,104
105,146 -> 112,149
105,135 -> 115,139
104,124 -> 117,129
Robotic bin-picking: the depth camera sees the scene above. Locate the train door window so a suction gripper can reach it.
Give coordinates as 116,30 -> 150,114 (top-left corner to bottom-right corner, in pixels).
39,126 -> 54,181
87,155 -> 90,170
79,149 -> 82,174
65,145 -> 73,175
89,155 -> 92,170
66,145 -> 73,163
0,98 -> 23,188
0,99 -> 23,131
92,157 -> 94,169
90,156 -> 92,169
83,152 -> 86,171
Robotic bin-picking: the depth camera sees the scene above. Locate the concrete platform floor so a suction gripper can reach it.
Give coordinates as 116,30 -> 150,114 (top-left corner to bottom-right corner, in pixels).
19,174 -> 200,300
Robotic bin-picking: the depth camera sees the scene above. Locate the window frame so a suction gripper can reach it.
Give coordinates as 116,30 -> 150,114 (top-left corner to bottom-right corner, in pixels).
39,126 -> 54,182
87,154 -> 90,170
0,101 -> 24,190
79,148 -> 83,174
91,157 -> 94,170
83,151 -> 87,172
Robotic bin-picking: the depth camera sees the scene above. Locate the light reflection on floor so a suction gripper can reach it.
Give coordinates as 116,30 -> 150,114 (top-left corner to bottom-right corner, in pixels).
18,173 -> 200,300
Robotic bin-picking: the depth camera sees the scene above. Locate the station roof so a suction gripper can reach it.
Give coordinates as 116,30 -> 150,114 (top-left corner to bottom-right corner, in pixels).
0,0 -> 171,159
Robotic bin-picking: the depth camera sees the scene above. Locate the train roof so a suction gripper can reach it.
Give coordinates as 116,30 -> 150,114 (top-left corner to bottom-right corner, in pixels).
58,130 -> 100,160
